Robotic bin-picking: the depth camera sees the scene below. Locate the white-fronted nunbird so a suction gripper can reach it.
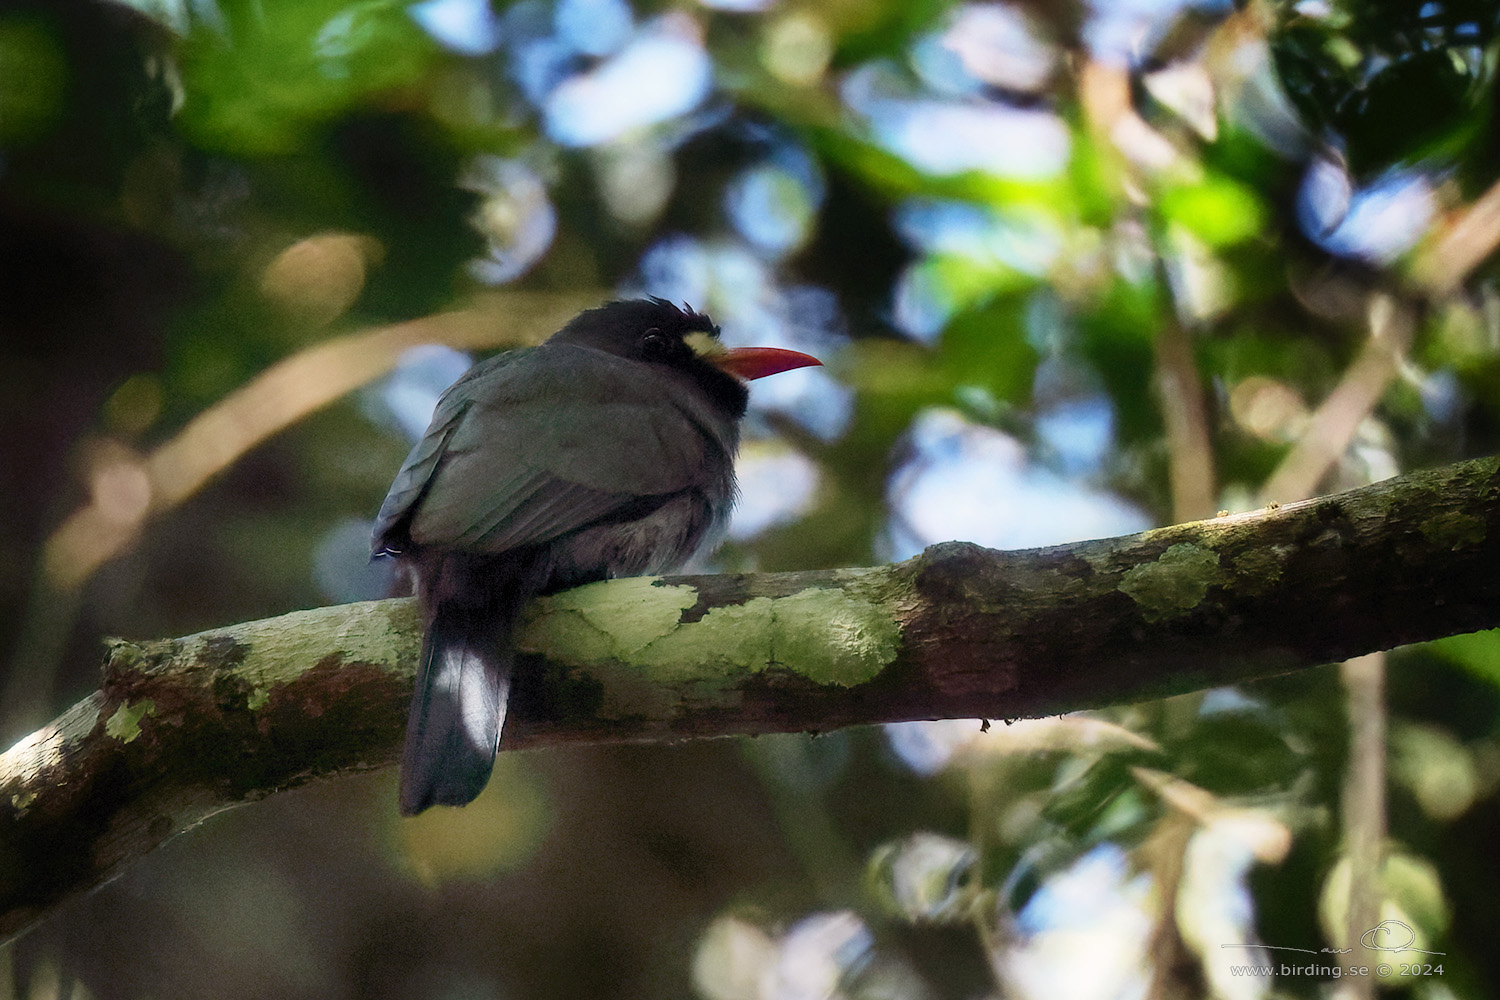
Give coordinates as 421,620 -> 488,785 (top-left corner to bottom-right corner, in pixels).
373,298 -> 820,815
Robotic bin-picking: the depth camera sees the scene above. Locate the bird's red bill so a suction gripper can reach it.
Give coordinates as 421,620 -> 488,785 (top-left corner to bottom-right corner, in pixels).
713,347 -> 822,381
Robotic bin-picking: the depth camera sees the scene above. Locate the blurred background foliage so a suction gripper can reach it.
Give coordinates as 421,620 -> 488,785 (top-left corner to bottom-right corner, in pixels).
2,0 -> 1500,996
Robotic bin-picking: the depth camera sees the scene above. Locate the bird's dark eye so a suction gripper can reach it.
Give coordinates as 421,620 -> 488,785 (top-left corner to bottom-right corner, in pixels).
639,328 -> 677,362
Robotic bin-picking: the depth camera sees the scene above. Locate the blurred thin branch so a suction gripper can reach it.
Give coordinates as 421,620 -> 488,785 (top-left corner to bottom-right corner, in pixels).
1078,57 -> 1218,522
1140,810 -> 1205,1000
1262,176 -> 1500,506
1412,177 -> 1500,296
1258,293 -> 1413,504
43,290 -> 596,592
1154,311 -> 1218,522
3,456 -> 1499,943
1335,651 -> 1387,997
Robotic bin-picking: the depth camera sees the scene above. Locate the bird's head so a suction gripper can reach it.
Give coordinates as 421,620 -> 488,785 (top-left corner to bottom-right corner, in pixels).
551,298 -> 821,415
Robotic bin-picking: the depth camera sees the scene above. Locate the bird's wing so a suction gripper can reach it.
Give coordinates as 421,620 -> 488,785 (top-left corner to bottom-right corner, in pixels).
371,349 -> 539,554
388,345 -> 727,555
371,398 -> 470,556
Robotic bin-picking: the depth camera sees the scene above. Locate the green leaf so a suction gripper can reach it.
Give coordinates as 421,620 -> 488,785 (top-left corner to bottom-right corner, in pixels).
1160,175 -> 1266,248
177,0 -> 437,154
0,15 -> 66,145
1426,630 -> 1500,688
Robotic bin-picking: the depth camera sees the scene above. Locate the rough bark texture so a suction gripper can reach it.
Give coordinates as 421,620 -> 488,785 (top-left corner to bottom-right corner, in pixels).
4,456 -> 1500,941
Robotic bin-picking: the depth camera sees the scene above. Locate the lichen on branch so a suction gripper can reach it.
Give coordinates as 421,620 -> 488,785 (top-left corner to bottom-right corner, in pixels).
3,456 -> 1500,943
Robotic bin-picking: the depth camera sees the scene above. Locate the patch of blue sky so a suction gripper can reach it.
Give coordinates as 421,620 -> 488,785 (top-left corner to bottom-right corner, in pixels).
908,4 -> 1056,96
909,30 -> 985,97
314,518 -> 400,603
511,37 -> 576,108
886,409 -> 1150,560
726,162 -> 810,254
895,199 -> 1062,274
938,4 -> 1057,93
891,262 -> 954,343
698,237 -> 775,318
749,366 -> 850,442
1084,0 -> 1231,65
884,719 -> 982,775
461,156 -> 557,284
1035,396 -> 1116,477
725,145 -> 825,257
632,235 -> 806,349
553,0 -> 632,57
695,0 -> 774,12
1297,160 -> 1436,265
497,2 -> 573,106
1418,368 -> 1461,424
1030,343 -> 1120,477
729,446 -> 820,540
889,200 -> 1063,341
1198,687 -> 1267,716
544,17 -> 713,147
1004,843 -> 1152,1000
1024,291 -> 1068,355
408,0 -> 501,55
499,0 -> 551,41
365,344 -> 473,441
634,232 -> 716,305
774,912 -> 874,996
1013,843 -> 1142,935
1222,47 -> 1309,158
884,102 -> 1067,179
841,61 -> 1069,179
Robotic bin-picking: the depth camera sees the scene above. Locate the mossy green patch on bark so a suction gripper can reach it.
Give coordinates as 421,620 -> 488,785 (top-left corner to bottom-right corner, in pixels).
767,588 -> 902,686
636,595 -> 783,677
520,577 -> 902,720
1419,511 -> 1486,551
178,599 -> 419,709
103,638 -> 147,673
1232,544 -> 1291,597
520,578 -> 702,665
105,699 -> 155,742
1117,542 -> 1222,621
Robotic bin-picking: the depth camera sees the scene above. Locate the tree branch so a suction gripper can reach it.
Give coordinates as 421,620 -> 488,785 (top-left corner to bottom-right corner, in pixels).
5,456 -> 1500,941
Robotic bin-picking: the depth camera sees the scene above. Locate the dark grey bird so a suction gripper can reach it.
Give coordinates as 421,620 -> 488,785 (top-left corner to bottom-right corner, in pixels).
373,299 -> 820,815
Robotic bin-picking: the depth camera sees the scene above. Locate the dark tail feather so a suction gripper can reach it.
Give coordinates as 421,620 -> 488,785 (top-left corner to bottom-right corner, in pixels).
399,599 -> 515,815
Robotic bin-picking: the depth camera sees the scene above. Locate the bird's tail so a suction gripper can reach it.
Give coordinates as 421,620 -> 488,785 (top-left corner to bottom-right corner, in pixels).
399,593 -> 520,816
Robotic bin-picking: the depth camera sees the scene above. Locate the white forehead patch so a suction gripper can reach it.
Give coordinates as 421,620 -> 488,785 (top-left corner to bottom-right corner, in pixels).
684,330 -> 724,358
